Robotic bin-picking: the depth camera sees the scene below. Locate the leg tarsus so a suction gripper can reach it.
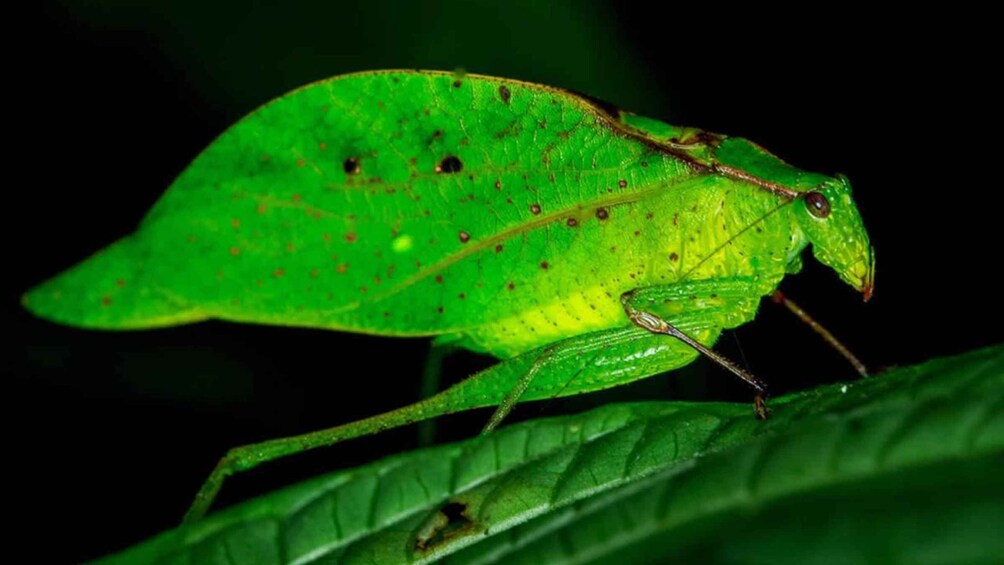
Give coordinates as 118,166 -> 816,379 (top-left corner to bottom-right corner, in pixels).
754,393 -> 769,420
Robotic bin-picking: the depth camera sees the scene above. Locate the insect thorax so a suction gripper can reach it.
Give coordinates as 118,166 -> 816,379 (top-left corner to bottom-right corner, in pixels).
456,176 -> 802,358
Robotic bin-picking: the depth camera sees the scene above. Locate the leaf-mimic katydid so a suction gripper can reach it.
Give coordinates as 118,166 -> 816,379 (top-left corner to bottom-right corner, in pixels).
22,71 -> 875,521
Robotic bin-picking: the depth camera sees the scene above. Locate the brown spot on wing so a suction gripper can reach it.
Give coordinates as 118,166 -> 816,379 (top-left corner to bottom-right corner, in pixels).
437,155 -> 463,173
343,157 -> 360,175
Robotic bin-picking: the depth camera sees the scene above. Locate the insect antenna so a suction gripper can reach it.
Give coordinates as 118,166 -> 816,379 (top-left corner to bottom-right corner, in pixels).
729,330 -> 752,374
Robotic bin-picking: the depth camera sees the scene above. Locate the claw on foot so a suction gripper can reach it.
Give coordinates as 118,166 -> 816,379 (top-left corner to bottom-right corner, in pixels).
754,393 -> 770,420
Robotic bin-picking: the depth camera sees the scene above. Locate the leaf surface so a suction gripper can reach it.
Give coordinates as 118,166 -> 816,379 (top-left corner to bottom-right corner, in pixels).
100,345 -> 1004,564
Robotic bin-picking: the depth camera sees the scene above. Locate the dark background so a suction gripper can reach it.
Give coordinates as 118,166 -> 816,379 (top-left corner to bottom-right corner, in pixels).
10,2 -> 1000,562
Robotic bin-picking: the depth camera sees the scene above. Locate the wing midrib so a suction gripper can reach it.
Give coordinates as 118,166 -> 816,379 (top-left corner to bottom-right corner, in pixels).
361,173 -> 703,307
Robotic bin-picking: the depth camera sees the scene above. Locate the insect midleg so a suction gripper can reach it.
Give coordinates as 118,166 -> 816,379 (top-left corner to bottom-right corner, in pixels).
620,277 -> 771,418
183,315 -> 724,523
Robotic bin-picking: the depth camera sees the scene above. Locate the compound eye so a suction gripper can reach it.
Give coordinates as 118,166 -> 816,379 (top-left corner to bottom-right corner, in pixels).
805,191 -> 831,218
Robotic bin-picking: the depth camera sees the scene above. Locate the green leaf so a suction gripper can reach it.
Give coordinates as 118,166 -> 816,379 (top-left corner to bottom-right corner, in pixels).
99,345 -> 1004,564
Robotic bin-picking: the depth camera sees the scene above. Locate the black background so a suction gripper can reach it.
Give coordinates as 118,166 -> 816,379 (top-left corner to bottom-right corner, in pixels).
11,3 -> 1001,562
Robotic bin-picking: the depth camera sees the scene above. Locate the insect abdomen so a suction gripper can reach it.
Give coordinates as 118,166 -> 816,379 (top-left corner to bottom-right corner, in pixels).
22,236 -> 207,330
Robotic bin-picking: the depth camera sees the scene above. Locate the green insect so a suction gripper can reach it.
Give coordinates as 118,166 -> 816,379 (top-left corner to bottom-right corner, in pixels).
22,70 -> 875,522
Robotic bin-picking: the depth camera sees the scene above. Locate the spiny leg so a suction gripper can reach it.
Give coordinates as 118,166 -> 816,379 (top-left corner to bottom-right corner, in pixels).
620,278 -> 770,418
770,290 -> 869,378
183,316 -> 721,523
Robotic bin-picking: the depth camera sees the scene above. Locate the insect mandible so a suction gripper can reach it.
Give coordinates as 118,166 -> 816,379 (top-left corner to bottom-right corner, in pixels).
22,70 -> 875,521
